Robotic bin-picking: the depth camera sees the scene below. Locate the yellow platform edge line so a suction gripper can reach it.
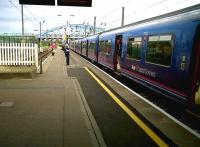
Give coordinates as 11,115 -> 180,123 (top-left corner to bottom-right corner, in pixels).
84,67 -> 168,147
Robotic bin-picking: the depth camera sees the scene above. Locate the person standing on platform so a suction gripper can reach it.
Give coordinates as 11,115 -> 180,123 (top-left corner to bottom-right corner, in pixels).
65,43 -> 70,65
50,41 -> 56,56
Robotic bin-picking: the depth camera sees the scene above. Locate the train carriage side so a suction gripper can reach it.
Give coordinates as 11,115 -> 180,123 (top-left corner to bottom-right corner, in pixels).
76,39 -> 82,55
87,35 -> 99,62
81,38 -> 88,57
73,40 -> 78,53
98,31 -> 124,69
190,20 -> 200,106
118,11 -> 200,106
70,40 -> 76,51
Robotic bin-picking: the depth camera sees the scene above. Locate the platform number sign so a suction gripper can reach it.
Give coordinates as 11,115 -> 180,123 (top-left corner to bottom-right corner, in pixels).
19,0 -> 55,5
19,0 -> 92,7
57,0 -> 92,7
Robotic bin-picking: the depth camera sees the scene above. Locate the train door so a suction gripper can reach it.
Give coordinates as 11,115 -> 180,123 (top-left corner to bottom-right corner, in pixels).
114,35 -> 123,71
96,37 -> 99,63
192,27 -> 200,105
86,40 -> 89,57
80,41 -> 82,55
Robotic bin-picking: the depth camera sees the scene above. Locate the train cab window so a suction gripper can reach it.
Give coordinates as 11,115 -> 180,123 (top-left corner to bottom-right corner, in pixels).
146,34 -> 173,66
127,37 -> 142,60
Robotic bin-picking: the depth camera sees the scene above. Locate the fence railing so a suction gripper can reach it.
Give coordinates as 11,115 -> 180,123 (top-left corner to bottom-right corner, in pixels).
0,43 -> 38,66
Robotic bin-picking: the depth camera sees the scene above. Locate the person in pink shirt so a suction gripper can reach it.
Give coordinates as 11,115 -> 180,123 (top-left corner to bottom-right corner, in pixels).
50,42 -> 56,56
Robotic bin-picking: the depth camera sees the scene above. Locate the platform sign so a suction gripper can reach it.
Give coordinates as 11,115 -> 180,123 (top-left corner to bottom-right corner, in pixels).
19,0 -> 92,7
19,0 -> 55,5
57,0 -> 92,7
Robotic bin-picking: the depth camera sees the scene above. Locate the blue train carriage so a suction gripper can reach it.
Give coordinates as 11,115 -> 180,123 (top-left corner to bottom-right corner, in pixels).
81,35 -> 99,59
75,39 -> 82,55
81,38 -> 88,57
98,9 -> 200,106
73,40 -> 78,53
70,40 -> 76,51
86,35 -> 99,62
98,29 -> 124,69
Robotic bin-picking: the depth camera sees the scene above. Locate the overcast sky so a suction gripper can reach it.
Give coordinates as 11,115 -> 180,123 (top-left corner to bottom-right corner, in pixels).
0,0 -> 199,34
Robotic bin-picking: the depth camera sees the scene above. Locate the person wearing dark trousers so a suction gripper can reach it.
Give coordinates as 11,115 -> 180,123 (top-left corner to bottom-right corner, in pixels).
65,43 -> 70,65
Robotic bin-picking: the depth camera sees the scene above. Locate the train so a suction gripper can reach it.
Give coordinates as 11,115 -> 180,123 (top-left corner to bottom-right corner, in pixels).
70,5 -> 200,108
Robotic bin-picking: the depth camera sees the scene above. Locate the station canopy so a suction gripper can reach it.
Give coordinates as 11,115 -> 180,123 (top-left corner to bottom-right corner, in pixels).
19,0 -> 92,7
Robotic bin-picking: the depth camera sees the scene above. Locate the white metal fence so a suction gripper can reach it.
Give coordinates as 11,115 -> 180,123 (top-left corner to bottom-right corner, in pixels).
0,43 -> 38,66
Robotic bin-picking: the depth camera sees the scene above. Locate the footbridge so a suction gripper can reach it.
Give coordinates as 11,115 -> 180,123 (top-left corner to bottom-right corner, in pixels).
40,24 -> 105,40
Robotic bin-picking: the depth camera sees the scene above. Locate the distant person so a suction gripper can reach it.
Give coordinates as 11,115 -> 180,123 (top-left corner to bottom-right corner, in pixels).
50,42 -> 56,56
65,43 -> 70,65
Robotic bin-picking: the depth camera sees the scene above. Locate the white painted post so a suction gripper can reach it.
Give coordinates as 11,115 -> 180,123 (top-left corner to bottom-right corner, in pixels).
0,43 -> 2,65
3,44 -> 5,65
15,43 -> 17,65
7,44 -> 10,65
17,43 -> 18,65
28,43 -> 30,65
19,43 -> 22,65
5,43 -> 7,65
35,44 -> 38,67
31,43 -> 34,65
10,44 -> 12,65
17,43 -> 20,65
23,43 -> 25,65
26,43 -> 28,65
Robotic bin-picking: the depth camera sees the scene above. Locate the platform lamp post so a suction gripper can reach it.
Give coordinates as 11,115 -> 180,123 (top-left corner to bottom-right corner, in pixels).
39,19 -> 45,75
121,7 -> 125,27
94,16 -> 96,35
21,4 -> 24,41
39,20 -> 45,53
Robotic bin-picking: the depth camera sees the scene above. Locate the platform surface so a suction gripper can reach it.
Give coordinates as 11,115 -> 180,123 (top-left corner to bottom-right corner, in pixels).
0,49 -> 99,147
0,48 -> 199,147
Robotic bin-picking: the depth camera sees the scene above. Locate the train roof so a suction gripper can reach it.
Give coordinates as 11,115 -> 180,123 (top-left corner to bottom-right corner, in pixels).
80,34 -> 98,41
99,4 -> 200,36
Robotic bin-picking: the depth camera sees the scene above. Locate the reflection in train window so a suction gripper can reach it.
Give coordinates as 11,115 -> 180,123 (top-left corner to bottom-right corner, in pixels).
105,40 -> 112,55
127,37 -> 142,60
99,40 -> 105,56
146,34 -> 173,66
99,40 -> 112,56
88,41 -> 96,51
82,41 -> 87,50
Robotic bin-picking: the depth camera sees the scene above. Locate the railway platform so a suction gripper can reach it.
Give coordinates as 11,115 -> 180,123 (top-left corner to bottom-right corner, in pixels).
0,48 -> 199,147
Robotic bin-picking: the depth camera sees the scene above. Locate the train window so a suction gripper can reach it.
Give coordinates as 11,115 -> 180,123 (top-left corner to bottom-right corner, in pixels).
99,40 -> 105,55
88,41 -> 96,51
159,35 -> 172,41
127,37 -> 142,60
99,40 -> 112,56
82,41 -> 87,51
149,36 -> 159,41
105,40 -> 112,55
146,34 -> 173,66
